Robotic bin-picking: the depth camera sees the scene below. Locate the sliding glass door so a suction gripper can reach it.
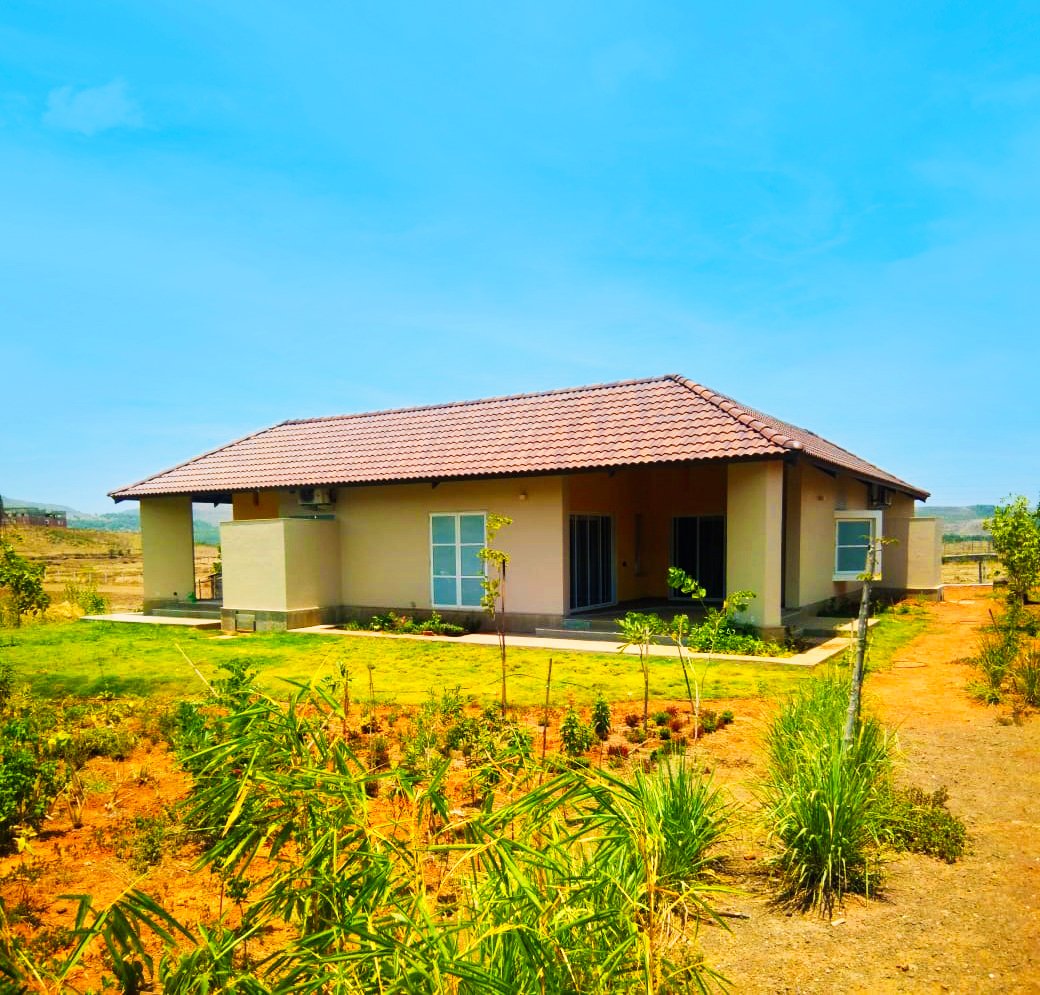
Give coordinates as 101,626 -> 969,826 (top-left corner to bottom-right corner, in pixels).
570,514 -> 614,611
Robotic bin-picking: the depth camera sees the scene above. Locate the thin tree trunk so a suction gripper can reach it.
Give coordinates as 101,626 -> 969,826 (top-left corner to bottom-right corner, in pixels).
843,543 -> 877,749
499,564 -> 508,715
540,657 -> 553,777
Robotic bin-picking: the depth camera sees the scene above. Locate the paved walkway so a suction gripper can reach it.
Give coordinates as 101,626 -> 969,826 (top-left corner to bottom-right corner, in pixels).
294,624 -> 851,667
81,613 -> 221,630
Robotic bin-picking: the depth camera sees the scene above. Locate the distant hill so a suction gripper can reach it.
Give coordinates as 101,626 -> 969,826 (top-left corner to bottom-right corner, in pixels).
2,495 -> 228,546
918,505 -> 996,539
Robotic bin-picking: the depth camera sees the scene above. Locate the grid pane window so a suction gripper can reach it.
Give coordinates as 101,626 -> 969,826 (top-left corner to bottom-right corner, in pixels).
431,513 -> 487,607
833,513 -> 881,579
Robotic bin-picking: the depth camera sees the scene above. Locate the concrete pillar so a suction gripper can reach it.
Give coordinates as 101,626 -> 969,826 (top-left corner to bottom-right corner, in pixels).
140,496 -> 195,604
726,461 -> 784,630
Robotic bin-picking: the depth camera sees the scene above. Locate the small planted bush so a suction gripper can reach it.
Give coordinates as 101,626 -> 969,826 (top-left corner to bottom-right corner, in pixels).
1014,645 -> 1040,706
972,629 -> 1019,702
889,786 -> 968,863
762,675 -> 894,913
559,707 -> 595,757
591,692 -> 612,741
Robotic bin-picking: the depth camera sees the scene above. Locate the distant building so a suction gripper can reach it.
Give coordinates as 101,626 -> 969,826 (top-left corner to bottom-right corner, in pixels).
0,505 -> 68,528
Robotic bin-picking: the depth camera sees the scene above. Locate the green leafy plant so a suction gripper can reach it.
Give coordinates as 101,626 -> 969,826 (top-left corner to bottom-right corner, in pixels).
590,692 -> 611,741
559,706 -> 594,757
984,496 -> 1040,606
1014,644 -> 1040,706
0,537 -> 49,626
971,627 -> 1019,703
889,786 -> 968,863
63,572 -> 109,615
617,611 -> 666,730
667,567 -> 755,740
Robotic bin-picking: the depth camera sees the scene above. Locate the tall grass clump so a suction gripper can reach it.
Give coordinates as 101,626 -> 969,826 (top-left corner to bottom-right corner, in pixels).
971,628 -> 1020,703
762,673 -> 894,914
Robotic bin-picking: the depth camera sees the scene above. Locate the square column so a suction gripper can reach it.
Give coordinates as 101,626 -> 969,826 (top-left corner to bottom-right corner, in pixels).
726,461 -> 784,631
140,496 -> 195,604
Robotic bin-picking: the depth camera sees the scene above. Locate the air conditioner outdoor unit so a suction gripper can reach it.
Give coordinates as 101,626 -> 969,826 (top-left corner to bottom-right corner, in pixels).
869,485 -> 892,509
298,487 -> 333,506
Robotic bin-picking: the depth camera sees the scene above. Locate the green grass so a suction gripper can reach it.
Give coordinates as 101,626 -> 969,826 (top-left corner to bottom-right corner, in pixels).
0,608 -> 930,707
1,621 -> 808,707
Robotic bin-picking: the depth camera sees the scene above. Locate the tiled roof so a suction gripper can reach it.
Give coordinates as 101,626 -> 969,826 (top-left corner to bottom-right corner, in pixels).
110,375 -> 928,500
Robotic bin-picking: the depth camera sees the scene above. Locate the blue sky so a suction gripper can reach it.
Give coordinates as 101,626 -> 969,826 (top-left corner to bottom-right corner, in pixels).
1,1 -> 1037,512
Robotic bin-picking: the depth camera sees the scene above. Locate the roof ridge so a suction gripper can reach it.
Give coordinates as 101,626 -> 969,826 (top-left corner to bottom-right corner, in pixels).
107,420 -> 291,499
667,375 -> 804,451
283,375 -> 674,425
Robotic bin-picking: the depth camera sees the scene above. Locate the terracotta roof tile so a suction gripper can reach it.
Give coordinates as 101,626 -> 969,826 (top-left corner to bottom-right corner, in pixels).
110,375 -> 928,500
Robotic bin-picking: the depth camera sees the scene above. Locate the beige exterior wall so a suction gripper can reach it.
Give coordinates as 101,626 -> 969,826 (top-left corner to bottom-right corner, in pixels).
791,463 -> 844,607
284,518 -> 341,609
221,520 -> 289,610
140,496 -> 195,601
726,461 -> 784,628
232,490 -> 280,520
221,517 -> 341,611
336,476 -> 566,615
878,492 -> 915,591
906,516 -> 943,589
565,464 -> 727,603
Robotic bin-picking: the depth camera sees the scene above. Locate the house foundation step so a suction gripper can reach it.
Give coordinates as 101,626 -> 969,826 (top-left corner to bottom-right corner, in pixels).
535,627 -> 623,643
151,607 -> 223,620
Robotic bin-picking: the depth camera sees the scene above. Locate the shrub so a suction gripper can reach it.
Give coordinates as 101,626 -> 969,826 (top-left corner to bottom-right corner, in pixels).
0,538 -> 50,625
623,712 -> 640,728
591,692 -> 612,741
0,715 -> 70,852
720,709 -> 735,726
69,725 -> 139,765
1014,645 -> 1040,706
63,574 -> 109,615
559,707 -> 594,757
889,786 -> 967,863
668,717 -> 683,733
700,710 -> 719,734
762,675 -> 894,913
653,711 -> 670,727
624,727 -> 646,745
973,629 -> 1019,700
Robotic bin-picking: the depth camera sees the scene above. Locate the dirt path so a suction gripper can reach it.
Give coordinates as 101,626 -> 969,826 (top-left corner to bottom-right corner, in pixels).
699,596 -> 1040,993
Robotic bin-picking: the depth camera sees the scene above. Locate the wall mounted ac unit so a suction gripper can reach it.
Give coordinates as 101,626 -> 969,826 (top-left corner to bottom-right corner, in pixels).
869,484 -> 892,509
298,487 -> 333,506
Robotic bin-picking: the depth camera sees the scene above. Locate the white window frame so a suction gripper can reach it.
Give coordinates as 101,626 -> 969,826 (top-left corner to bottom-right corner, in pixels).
430,512 -> 487,608
833,509 -> 883,581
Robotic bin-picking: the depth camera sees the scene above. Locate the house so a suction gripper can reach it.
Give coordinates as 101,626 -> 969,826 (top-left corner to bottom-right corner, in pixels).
110,375 -> 942,634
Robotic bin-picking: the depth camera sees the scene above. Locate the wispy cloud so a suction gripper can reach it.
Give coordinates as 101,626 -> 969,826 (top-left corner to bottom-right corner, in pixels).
43,79 -> 142,135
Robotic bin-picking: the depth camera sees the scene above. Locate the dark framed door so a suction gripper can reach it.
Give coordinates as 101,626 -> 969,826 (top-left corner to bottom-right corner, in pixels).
671,516 -> 725,601
570,514 -> 614,611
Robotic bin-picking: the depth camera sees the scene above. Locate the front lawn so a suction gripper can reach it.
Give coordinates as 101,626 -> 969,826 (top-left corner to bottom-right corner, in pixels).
3,621 -> 806,706
1,611 -> 926,707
